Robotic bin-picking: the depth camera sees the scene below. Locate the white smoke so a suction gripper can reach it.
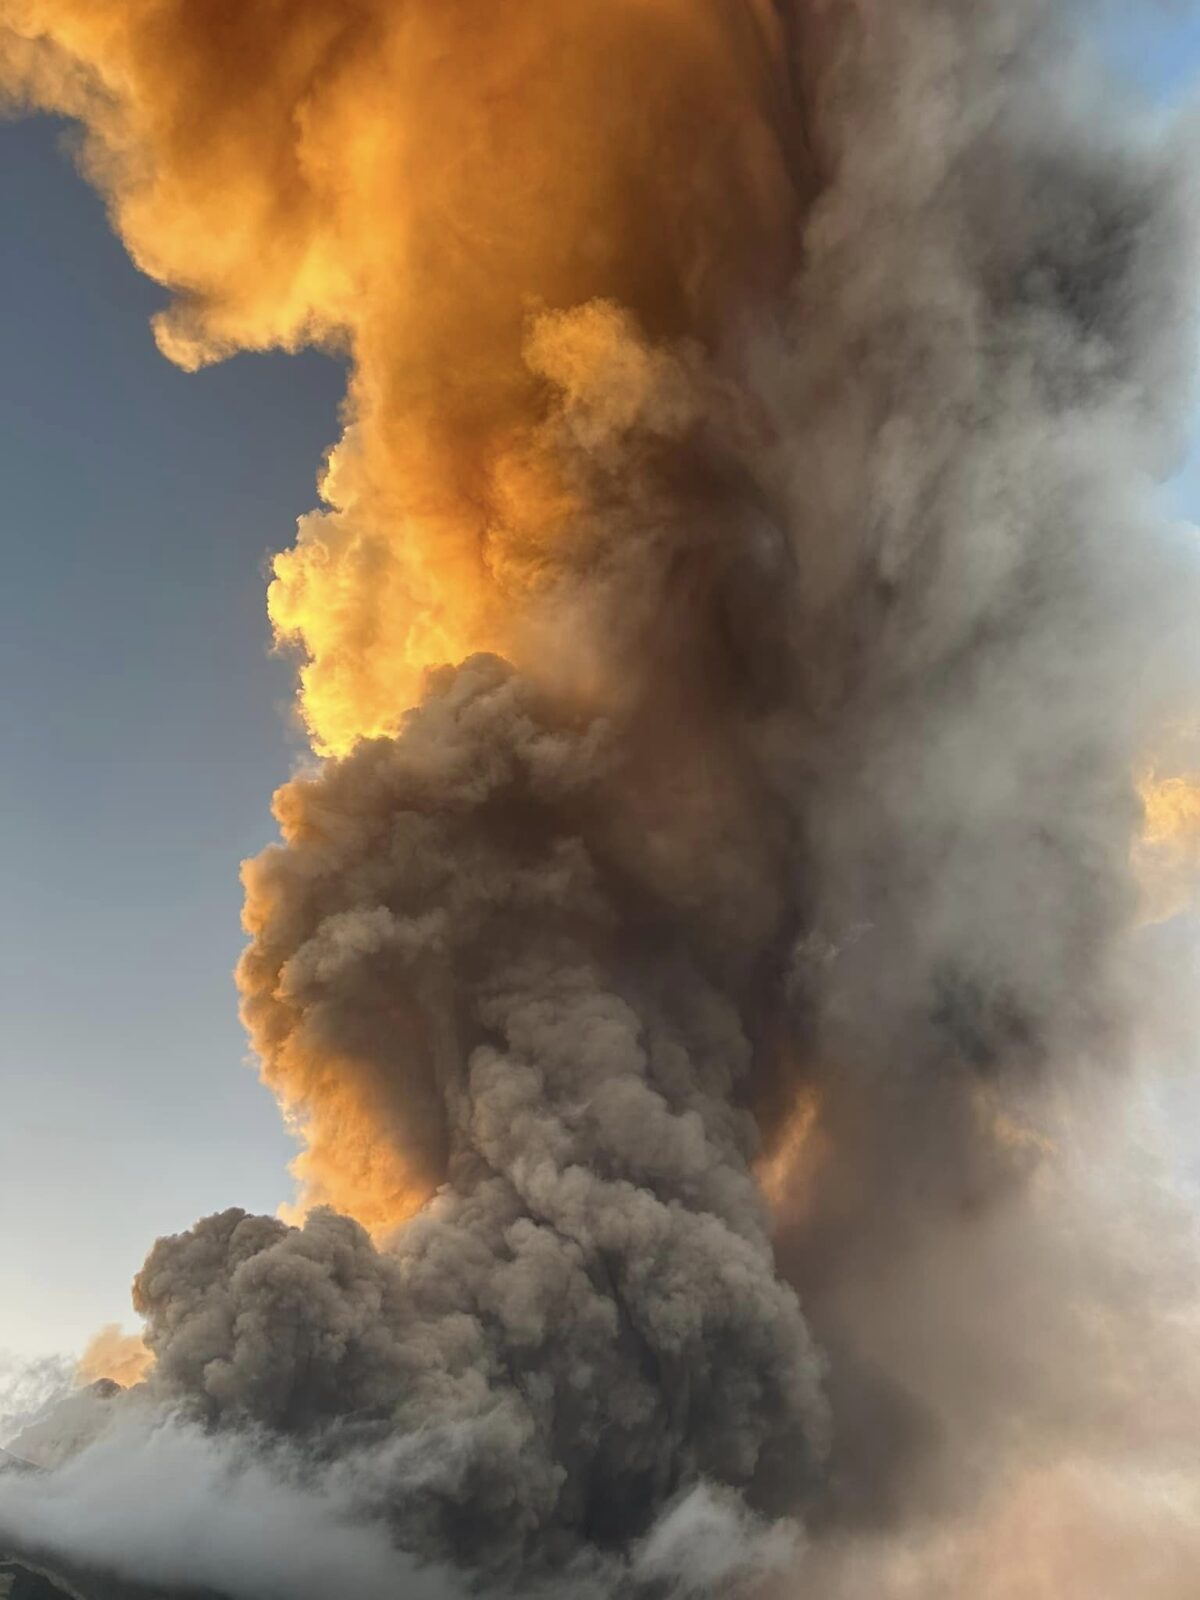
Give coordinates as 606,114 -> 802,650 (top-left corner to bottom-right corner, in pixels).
0,1417 -> 461,1600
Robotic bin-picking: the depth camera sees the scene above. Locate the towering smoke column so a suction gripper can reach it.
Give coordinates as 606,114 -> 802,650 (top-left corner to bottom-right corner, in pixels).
3,0 -> 1200,1591
1,0 -> 813,1235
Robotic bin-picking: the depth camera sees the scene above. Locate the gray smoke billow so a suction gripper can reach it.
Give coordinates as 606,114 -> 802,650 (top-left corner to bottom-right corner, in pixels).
3,1 -> 1200,1594
139,654 -> 830,1570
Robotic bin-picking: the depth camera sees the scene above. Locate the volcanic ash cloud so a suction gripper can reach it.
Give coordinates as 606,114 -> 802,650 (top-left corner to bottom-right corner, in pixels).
3,0 -> 1200,1594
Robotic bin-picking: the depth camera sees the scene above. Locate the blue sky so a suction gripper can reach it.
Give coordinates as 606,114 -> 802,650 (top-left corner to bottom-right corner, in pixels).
1,8 -> 1200,1362
1100,1 -> 1200,520
0,115 -> 343,1356
1099,0 -> 1200,104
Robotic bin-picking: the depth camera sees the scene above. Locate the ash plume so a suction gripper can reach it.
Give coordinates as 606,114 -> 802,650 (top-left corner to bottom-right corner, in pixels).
2,0 -> 1200,1595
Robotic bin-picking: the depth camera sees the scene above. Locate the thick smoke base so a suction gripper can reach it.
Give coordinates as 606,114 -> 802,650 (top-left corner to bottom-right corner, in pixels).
3,0 -> 1200,1594
1,1415 -> 803,1600
1,1416 -> 463,1600
142,659 -> 828,1569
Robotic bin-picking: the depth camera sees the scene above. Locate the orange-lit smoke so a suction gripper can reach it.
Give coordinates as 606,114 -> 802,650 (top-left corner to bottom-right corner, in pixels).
0,0 -> 801,756
756,1086 -> 824,1218
75,1324 -> 153,1390
240,808 -> 437,1235
1135,771 -> 1200,924
0,0 -> 807,1228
